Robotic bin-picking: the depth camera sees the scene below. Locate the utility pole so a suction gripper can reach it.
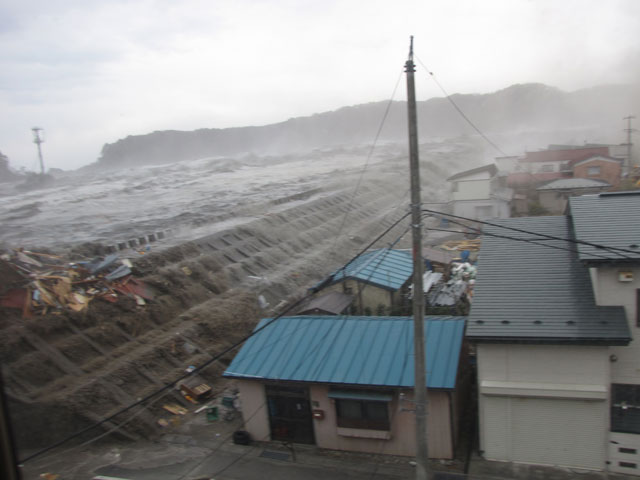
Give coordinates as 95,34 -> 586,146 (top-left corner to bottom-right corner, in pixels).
31,127 -> 45,175
405,36 -> 428,480
623,115 -> 636,176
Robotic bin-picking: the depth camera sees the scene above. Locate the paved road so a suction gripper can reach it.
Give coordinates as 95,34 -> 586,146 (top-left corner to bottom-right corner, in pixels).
94,441 -> 414,480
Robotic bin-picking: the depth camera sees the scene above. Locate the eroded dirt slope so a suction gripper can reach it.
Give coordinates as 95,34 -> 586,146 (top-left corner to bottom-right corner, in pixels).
1,142 -> 478,455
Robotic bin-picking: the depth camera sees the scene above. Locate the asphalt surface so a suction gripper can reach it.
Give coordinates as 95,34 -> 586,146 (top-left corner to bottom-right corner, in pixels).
20,408 -> 639,480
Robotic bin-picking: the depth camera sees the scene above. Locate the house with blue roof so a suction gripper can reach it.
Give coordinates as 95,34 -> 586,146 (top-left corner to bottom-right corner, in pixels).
468,191 -> 640,475
224,315 -> 467,459
318,248 -> 414,315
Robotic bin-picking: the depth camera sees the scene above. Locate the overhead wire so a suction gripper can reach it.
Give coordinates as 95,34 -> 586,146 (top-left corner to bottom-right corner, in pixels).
414,55 -> 510,158
18,292 -> 312,465
426,225 -> 613,261
292,218 -> 413,380
422,212 -> 615,260
330,67 -> 404,254
182,219 -> 416,479
421,207 -> 636,259
24,384 -> 178,470
176,398 -> 272,480
19,209 -> 414,466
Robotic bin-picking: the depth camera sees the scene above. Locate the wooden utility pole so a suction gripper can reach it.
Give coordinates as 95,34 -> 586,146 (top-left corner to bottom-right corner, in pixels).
405,36 -> 428,480
623,115 -> 636,175
32,127 -> 45,175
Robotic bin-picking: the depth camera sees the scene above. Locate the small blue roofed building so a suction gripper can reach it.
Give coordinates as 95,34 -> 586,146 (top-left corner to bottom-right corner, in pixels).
317,248 -> 414,315
224,315 -> 467,459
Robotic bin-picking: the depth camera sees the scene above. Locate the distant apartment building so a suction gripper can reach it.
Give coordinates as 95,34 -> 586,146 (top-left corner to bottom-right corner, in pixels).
505,145 -> 620,187
492,144 -> 625,214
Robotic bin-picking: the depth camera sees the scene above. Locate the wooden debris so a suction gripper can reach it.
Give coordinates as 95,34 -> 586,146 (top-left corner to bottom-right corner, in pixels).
163,404 -> 188,415
441,239 -> 482,252
0,250 -> 155,317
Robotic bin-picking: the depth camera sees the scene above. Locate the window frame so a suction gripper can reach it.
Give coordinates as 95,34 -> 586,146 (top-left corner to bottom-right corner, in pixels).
611,384 -> 640,434
334,398 -> 391,431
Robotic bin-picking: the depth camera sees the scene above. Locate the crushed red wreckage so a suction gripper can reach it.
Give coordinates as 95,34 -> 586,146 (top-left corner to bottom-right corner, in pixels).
0,249 -> 154,317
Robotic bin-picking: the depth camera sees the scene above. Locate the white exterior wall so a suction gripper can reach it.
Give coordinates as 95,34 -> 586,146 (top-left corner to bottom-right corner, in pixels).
589,266 -> 640,384
452,198 -> 510,220
452,180 -> 491,201
477,344 -> 610,470
589,265 -> 640,474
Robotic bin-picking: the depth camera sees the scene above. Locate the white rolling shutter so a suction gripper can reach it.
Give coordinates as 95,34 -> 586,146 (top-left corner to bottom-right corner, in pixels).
482,396 -> 606,470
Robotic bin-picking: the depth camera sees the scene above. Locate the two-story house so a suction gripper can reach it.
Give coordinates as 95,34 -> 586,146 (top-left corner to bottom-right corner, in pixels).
447,164 -> 512,220
467,191 -> 640,474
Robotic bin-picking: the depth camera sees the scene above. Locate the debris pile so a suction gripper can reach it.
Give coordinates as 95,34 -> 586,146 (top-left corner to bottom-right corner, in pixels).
425,262 -> 477,308
441,238 -> 482,252
0,249 -> 154,317
450,262 -> 477,282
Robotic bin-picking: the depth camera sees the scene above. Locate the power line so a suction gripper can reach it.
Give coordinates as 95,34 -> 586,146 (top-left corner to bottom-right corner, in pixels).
423,213 -> 614,261
20,211 -> 413,465
318,211 -> 411,292
18,292 -> 312,465
331,67 -> 404,253
426,226 -> 613,260
414,55 -> 510,158
421,208 -> 636,259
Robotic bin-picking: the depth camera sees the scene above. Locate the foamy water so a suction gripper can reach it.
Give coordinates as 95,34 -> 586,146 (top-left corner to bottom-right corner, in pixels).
0,148 -> 393,249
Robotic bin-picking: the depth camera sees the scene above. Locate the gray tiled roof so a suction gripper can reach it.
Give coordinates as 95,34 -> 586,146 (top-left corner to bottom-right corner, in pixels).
569,192 -> 640,263
296,291 -> 354,315
467,215 -> 630,344
447,164 -> 497,182
536,178 -> 610,191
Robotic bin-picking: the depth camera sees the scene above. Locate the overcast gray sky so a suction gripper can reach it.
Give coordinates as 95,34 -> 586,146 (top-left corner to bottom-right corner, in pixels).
1,0 -> 639,171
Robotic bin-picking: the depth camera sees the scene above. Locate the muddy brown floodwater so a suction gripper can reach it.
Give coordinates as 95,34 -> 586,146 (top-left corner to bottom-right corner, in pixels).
0,141 -> 479,471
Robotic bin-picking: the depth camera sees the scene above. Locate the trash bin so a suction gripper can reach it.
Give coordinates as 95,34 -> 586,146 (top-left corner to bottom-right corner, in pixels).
233,430 -> 251,445
206,406 -> 219,422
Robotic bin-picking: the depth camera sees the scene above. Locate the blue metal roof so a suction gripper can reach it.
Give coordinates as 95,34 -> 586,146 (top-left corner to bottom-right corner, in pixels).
224,316 -> 466,389
329,248 -> 414,291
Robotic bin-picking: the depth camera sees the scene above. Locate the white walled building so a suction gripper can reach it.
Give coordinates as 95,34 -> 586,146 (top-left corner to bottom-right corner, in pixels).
468,191 -> 640,474
447,164 -> 512,220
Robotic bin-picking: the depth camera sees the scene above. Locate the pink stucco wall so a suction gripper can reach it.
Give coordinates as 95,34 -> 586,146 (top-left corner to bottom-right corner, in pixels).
236,380 -> 454,459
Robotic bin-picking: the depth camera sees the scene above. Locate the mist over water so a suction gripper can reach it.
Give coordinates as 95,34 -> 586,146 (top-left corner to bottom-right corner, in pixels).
0,145 -> 422,250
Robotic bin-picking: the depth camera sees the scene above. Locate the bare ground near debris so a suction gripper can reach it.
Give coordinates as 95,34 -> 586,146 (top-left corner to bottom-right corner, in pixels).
0,142 -> 481,462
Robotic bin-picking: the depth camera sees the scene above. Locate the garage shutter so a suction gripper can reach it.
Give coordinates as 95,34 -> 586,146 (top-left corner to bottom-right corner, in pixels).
483,396 -> 606,469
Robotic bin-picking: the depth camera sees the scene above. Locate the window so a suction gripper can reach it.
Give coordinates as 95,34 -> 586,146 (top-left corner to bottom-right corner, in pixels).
452,182 -> 459,192
335,398 -> 390,430
539,164 -> 554,173
637,290 -> 640,327
475,205 -> 493,219
329,390 -> 392,431
588,166 -> 601,176
611,384 -> 640,434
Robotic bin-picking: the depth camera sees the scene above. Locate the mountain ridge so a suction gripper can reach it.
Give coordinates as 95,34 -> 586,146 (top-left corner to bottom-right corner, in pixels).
91,82 -> 639,170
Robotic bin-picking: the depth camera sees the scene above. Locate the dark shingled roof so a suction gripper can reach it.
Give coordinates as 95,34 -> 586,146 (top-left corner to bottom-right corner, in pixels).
467,215 -> 630,345
569,192 -> 640,263
296,291 -> 354,315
